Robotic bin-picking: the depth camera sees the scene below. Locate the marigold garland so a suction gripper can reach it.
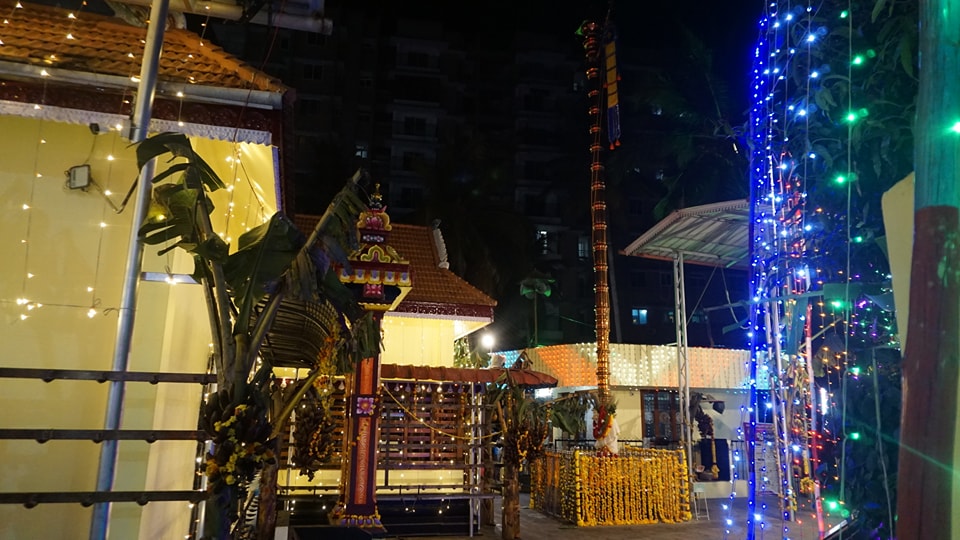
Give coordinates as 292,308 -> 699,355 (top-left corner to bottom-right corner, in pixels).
202,394 -> 275,493
530,448 -> 691,526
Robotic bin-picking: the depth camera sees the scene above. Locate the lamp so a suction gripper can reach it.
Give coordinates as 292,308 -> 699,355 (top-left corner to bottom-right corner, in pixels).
66,164 -> 91,190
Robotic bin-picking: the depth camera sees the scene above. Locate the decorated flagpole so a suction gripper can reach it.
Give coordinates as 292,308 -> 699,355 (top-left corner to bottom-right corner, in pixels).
579,4 -> 623,458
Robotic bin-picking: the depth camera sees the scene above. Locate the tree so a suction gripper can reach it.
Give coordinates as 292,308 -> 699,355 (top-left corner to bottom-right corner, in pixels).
486,375 -> 549,540
604,25 -> 748,224
135,133 -> 379,538
896,0 -> 960,537
520,272 -> 554,347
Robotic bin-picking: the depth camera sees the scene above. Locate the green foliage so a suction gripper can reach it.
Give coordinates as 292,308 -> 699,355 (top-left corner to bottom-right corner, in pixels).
134,132 -> 378,538
453,336 -> 488,368
486,375 -> 549,468
549,392 -> 595,437
224,214 -> 304,333
835,348 -> 900,538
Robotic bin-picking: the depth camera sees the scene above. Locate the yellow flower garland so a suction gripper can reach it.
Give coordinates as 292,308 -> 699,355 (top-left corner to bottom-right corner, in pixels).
530,448 -> 691,526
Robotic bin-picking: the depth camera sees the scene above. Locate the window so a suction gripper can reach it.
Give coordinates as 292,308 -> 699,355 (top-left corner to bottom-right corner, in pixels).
407,51 -> 430,68
355,144 -> 368,159
641,390 -> 680,441
536,229 -> 550,254
302,64 -> 323,80
403,117 -> 427,136
523,160 -> 548,181
577,235 -> 590,259
666,310 -> 706,325
299,98 -> 323,116
402,152 -> 425,171
398,186 -> 422,208
523,89 -> 548,111
631,308 -> 648,325
524,194 -> 546,217
306,32 -> 326,46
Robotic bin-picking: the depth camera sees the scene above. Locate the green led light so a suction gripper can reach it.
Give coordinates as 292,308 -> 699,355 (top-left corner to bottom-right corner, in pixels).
850,366 -> 861,375
826,499 -> 840,511
840,10 -> 849,18
951,121 -> 960,133
850,432 -> 861,440
830,300 -> 845,309
834,175 -> 847,185
852,55 -> 864,65
852,235 -> 863,243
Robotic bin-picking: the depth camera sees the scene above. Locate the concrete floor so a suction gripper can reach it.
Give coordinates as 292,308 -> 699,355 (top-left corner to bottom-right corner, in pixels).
412,493 -> 842,540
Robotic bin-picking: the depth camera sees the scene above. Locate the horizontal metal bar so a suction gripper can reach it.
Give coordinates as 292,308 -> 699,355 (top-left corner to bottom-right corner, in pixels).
0,490 -> 207,507
0,429 -> 208,443
0,368 -> 216,384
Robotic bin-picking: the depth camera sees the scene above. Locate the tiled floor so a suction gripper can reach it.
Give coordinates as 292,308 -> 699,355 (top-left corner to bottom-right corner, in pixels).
415,493 -> 842,540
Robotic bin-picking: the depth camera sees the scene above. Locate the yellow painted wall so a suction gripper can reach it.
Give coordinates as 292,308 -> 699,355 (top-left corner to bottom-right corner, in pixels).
0,115 -> 278,540
380,315 -> 457,367
279,468 -> 466,494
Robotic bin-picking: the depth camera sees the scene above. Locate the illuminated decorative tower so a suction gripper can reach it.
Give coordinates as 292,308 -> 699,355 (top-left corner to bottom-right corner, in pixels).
578,17 -> 616,408
333,184 -> 412,529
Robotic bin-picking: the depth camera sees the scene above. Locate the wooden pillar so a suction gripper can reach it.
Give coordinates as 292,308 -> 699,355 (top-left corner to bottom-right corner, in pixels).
337,312 -> 386,530
332,183 -> 411,532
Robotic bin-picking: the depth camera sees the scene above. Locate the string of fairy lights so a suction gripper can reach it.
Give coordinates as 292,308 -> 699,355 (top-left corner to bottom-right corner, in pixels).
745,0 -> 901,538
1,1 -> 274,327
2,5 -> 279,538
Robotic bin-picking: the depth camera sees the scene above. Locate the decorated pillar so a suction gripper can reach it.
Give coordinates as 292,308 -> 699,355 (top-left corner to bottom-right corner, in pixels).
333,185 -> 411,529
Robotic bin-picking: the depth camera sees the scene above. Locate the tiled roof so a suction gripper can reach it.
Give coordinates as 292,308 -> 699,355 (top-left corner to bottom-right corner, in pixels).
293,215 -> 497,315
0,1 -> 285,92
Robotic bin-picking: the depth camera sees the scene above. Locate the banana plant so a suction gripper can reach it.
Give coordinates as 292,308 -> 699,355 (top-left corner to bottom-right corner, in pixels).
486,373 -> 549,540
135,132 -> 379,538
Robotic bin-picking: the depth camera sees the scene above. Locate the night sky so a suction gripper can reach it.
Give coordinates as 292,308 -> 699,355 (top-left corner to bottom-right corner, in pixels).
443,0 -> 764,124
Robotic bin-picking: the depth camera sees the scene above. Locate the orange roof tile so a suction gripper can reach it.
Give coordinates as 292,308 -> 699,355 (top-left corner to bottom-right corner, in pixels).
0,1 -> 285,92
293,215 -> 496,317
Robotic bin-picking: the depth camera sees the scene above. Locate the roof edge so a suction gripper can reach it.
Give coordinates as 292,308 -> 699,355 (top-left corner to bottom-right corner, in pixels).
0,60 -> 283,109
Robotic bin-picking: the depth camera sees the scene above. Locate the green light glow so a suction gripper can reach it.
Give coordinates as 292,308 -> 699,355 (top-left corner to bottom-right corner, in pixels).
850,366 -> 861,375
834,175 -> 847,185
826,499 -> 840,511
852,55 -> 864,65
850,432 -> 861,440
951,121 -> 960,133
852,235 -> 863,243
845,112 -> 858,122
840,10 -> 848,18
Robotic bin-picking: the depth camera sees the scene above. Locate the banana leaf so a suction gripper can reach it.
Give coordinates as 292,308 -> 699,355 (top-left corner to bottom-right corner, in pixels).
223,213 -> 304,333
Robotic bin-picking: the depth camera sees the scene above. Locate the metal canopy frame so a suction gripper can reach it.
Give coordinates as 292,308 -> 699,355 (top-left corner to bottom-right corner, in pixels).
620,199 -> 750,479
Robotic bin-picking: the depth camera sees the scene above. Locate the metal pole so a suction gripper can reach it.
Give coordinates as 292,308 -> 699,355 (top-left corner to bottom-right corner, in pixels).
673,252 -> 692,477
90,0 -> 169,538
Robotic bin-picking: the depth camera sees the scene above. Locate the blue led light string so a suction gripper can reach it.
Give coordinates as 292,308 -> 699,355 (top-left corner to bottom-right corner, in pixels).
746,4 -> 778,538
747,1 -> 846,537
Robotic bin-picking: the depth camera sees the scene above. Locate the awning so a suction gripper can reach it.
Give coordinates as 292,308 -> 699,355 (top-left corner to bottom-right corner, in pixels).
621,199 -> 750,269
380,365 -> 558,388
